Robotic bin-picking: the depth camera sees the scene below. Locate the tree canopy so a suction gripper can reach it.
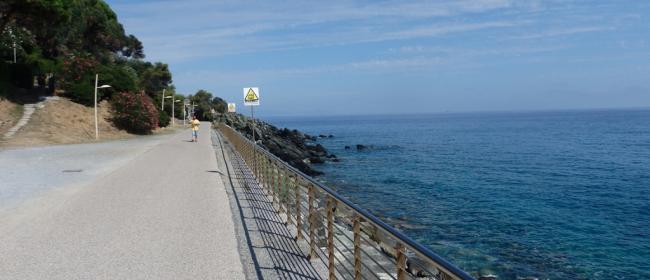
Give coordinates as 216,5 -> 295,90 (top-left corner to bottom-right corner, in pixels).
187,90 -> 227,121
0,0 -> 164,105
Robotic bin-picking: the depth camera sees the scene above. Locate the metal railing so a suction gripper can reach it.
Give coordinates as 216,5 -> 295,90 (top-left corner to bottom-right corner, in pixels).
218,123 -> 475,280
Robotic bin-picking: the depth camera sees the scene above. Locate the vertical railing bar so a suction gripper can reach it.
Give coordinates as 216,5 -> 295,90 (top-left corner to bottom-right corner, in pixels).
279,167 -> 287,218
353,216 -> 362,280
330,247 -> 357,280
396,243 -> 407,280
295,177 -> 303,240
264,158 -> 271,194
308,184 -> 317,260
285,173 -> 294,226
330,233 -> 370,279
273,162 -> 280,212
358,246 -> 398,280
327,197 -> 336,280
327,227 -> 387,280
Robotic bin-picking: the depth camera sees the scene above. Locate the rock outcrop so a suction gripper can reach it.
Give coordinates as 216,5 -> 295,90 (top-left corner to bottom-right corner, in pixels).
219,113 -> 334,176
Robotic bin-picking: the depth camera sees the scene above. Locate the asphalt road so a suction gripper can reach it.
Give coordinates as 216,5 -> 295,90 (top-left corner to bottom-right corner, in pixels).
0,123 -> 245,279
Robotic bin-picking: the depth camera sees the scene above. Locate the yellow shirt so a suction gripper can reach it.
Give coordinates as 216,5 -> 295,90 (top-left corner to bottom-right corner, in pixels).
191,119 -> 200,131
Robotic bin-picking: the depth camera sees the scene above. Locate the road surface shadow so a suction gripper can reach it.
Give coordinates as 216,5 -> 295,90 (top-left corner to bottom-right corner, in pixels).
215,132 -> 323,280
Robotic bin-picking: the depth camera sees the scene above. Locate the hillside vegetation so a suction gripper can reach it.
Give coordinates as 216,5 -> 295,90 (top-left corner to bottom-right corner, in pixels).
0,0 -> 228,135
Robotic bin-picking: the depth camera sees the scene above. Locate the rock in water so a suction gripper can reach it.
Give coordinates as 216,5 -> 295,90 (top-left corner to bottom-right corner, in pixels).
220,114 -> 332,176
478,268 -> 498,280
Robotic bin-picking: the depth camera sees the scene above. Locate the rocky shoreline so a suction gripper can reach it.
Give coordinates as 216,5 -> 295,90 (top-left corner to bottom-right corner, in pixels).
218,113 -> 337,176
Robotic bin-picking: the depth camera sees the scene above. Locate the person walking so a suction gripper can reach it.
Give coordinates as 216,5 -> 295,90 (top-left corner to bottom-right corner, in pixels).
191,115 -> 200,142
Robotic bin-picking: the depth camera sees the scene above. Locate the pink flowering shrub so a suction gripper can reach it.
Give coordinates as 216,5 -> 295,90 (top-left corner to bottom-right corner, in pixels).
60,54 -> 100,105
111,91 -> 159,134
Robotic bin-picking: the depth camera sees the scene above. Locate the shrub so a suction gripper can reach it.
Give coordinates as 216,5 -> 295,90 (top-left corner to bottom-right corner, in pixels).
66,80 -> 95,105
96,64 -> 139,99
158,110 -> 170,127
60,54 -> 99,105
111,91 -> 159,134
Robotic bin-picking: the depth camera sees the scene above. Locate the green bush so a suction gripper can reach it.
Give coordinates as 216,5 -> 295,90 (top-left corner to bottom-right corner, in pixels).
96,64 -> 138,99
158,110 -> 170,127
66,80 -> 95,105
111,91 -> 159,134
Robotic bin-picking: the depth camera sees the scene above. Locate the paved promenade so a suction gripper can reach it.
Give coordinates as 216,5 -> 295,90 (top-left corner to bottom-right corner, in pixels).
0,124 -> 245,279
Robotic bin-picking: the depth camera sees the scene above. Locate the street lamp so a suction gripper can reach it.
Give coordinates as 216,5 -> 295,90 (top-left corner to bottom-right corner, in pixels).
161,88 -> 166,110
94,74 -> 111,140
163,96 -> 180,127
183,102 -> 187,126
173,99 -> 180,127
190,103 -> 197,120
7,28 -> 17,64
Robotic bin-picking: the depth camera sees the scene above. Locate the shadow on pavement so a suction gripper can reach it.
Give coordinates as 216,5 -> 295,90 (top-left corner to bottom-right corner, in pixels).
214,131 -> 323,280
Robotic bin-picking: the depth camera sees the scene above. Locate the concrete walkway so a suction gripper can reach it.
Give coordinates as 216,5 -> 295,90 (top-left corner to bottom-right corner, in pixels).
2,96 -> 53,139
0,123 -> 245,279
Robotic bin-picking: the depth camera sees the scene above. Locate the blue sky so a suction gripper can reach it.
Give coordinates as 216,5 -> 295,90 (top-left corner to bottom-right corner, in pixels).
106,0 -> 650,116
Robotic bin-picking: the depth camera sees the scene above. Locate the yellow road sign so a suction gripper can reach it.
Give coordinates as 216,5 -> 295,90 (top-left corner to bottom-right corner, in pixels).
243,87 -> 260,106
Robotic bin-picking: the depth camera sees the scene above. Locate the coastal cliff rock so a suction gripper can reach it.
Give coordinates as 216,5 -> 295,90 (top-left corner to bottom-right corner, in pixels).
218,113 -> 333,176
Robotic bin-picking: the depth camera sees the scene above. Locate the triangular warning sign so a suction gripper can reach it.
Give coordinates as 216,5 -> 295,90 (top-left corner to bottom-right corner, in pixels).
245,88 -> 258,102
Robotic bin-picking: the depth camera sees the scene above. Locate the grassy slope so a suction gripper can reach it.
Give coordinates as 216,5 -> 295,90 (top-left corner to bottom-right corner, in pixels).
0,98 -> 23,136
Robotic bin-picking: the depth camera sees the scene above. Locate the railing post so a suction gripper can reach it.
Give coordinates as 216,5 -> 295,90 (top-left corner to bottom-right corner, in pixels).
244,143 -> 248,162
353,216 -> 362,280
253,148 -> 259,178
263,158 -> 270,192
327,197 -> 337,280
279,167 -> 286,218
269,162 -> 275,198
259,154 -> 265,186
295,178 -> 302,240
273,163 -> 279,212
396,243 -> 407,280
308,185 -> 316,260
285,172 -> 293,225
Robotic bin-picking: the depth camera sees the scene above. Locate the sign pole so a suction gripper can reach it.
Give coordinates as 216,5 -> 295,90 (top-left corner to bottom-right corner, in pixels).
251,105 -> 256,175
244,87 -> 260,175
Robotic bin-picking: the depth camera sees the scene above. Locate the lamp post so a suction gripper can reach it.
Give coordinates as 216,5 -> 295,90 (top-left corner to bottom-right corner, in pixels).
163,96 -> 180,127
161,88 -> 166,110
190,104 -> 197,119
173,99 -> 180,127
94,74 -> 111,140
8,28 -> 16,63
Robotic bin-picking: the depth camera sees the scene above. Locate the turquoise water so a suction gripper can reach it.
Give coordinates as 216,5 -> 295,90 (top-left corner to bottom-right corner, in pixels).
267,109 -> 650,279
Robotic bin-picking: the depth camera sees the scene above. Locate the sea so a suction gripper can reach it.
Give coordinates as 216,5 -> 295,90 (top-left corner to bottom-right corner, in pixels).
267,109 -> 650,279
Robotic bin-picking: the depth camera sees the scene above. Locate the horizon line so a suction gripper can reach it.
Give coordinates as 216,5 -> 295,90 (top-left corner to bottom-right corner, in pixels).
256,105 -> 650,119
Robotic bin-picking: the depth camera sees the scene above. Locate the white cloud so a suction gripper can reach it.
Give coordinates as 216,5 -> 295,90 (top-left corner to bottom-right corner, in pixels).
112,0 -> 528,62
514,26 -> 613,40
